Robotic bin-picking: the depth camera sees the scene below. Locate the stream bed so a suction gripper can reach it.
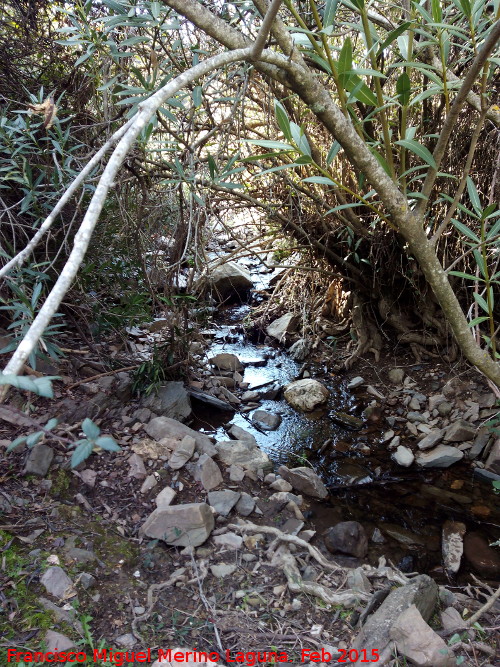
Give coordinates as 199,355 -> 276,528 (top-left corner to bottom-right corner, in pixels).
191,248 -> 500,582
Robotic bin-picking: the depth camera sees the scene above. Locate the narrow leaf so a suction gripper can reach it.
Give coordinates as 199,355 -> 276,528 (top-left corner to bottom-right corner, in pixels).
396,73 -> 411,105
395,139 -> 437,168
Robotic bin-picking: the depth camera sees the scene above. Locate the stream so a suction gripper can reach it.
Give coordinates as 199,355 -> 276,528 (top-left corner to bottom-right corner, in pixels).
190,246 -> 500,582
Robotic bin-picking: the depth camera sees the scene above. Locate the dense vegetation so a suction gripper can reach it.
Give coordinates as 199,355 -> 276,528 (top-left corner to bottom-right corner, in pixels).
1,0 -> 500,384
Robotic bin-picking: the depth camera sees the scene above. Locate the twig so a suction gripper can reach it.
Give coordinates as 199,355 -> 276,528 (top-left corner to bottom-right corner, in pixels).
466,584 -> 500,627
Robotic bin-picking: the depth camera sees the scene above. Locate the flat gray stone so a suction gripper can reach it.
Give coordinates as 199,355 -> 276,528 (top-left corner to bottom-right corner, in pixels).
155,486 -> 177,508
277,465 -> 328,499
145,417 -> 216,456
128,453 -> 147,479
417,445 -> 464,468
141,382 -> 192,421
40,566 -> 74,600
443,419 -> 476,443
266,313 -> 299,341
352,575 -> 438,663
139,503 -> 214,547
228,425 -> 257,447
210,563 -> 237,578
417,429 -> 444,451
289,338 -> 311,361
209,262 -> 253,301
44,630 -> 75,652
485,437 -> 500,473
390,605 -> 455,667
208,490 -> 241,516
23,444 -> 54,477
196,453 -> 223,491
169,435 -> 196,470
252,409 -> 281,431
216,440 -> 271,472
347,377 -> 365,389
235,492 -> 255,516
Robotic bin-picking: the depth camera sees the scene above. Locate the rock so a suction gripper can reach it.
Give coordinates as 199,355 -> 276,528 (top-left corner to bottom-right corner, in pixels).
278,465 -> 328,499
417,429 -> 444,451
428,394 -> 446,411
352,575 -> 438,663
388,368 -> 405,384
268,491 -> 303,507
128,453 -> 147,479
347,568 -> 372,593
390,605 -> 455,667
208,490 -> 240,516
213,532 -> 243,549
141,382 -> 192,421
140,474 -> 158,494
392,446 -> 414,467
266,313 -> 299,341
229,464 -> 245,482
367,385 -> 385,400
437,401 -> 453,416
236,492 -> 255,516
440,607 -> 467,633
78,573 -> 96,590
208,261 -> 253,301
23,444 -> 54,477
196,454 -> 223,491
347,377 -> 365,389
189,388 -> 236,411
443,419 -> 476,443
215,440 -> 271,472
464,532 -> 500,577
115,633 -> 136,648
139,503 -> 214,547
417,445 -> 464,468
284,379 -> 329,412
132,438 -> 172,460
270,478 -> 293,492
210,563 -> 237,578
44,630 -> 75,652
145,417 -> 216,456
241,390 -> 259,402
228,425 -> 258,447
155,487 -> 177,508
485,437 -> 500,473
324,521 -> 368,558
442,520 -> 466,575
380,524 -> 425,546
330,411 -> 363,430
209,353 -> 243,372
40,566 -> 74,600
38,597 -> 78,627
169,435 -> 196,470
251,409 -> 281,431
289,338 -> 311,361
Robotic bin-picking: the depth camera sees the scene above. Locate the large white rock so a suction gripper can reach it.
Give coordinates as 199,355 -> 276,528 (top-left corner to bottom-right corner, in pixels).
390,604 -> 455,666
215,440 -> 272,472
392,445 -> 414,467
442,520 -> 466,575
266,313 -> 299,341
139,503 -> 214,547
284,379 -> 329,412
208,261 -> 253,301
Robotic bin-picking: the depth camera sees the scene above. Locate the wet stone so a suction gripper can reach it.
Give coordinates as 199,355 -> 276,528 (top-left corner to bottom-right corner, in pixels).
464,532 -> 500,578
347,376 -> 365,389
324,521 -> 368,558
330,411 -> 363,430
251,409 -> 281,431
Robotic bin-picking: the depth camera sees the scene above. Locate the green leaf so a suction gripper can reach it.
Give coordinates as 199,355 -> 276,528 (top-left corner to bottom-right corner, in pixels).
327,141 -> 341,165
207,154 -> 217,180
7,436 -> 28,452
396,73 -> 411,105
95,436 -> 121,452
473,292 -> 490,314
338,38 -> 353,87
431,0 -> 442,23
82,418 -> 100,440
323,0 -> 340,28
395,139 -> 436,168
71,440 -> 94,468
466,176 -> 482,215
345,76 -> 378,106
450,218 -> 480,243
449,271 -> 483,281
26,431 -> 44,448
151,1 -> 161,20
103,0 -> 128,14
468,316 -> 489,326
45,418 -> 58,430
274,100 -> 292,143
302,176 -> 336,185
192,85 -> 202,108
376,22 -> 413,57
244,140 -> 294,151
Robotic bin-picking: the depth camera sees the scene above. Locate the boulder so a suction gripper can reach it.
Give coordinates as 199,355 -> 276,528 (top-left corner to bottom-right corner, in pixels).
168,435 -> 196,470
251,409 -> 281,431
284,379 -> 329,412
216,440 -> 272,472
145,417 -> 216,456
324,521 -> 368,558
392,446 -> 414,467
352,575 -> 438,664
443,420 -> 476,443
195,454 -> 223,491
208,261 -> 253,301
485,437 -> 500,473
442,520 -> 466,575
416,445 -> 464,468
277,465 -> 328,499
390,605 -> 455,667
139,503 -> 214,547
288,338 -> 311,361
208,490 -> 241,516
141,382 -> 192,421
266,313 -> 299,341
208,353 -> 243,372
